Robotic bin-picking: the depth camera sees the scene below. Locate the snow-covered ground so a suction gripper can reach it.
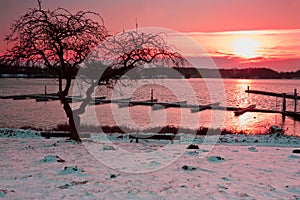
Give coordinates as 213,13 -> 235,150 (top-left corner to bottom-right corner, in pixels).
0,128 -> 300,199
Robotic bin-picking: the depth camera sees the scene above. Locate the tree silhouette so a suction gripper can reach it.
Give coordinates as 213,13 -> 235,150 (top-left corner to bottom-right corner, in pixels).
74,30 -> 186,120
1,2 -> 186,142
0,1 -> 107,141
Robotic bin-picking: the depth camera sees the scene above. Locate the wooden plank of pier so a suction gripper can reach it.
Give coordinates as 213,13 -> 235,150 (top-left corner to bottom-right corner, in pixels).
152,101 -> 188,110
0,93 -> 57,100
284,111 -> 300,121
234,104 -> 256,116
34,94 -> 59,102
212,106 -> 281,114
214,105 -> 300,121
245,89 -> 300,99
90,98 -> 131,105
0,93 -> 108,104
118,99 -> 158,108
190,102 -> 220,113
35,95 -> 83,103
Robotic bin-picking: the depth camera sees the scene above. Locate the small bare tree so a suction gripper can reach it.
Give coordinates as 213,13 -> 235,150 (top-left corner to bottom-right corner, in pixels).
0,1 -> 107,141
74,30 -> 187,120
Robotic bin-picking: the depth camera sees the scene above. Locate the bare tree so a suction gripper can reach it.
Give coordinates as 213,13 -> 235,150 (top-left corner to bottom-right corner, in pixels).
1,2 -> 186,142
74,30 -> 187,119
0,1 -> 107,141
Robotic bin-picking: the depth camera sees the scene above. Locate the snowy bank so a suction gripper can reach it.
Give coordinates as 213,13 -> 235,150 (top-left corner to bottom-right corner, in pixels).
0,129 -> 300,199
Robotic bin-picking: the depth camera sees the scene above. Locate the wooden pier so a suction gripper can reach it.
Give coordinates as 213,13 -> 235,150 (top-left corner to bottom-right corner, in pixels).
0,93 -> 107,103
245,86 -> 299,120
1,87 -> 300,121
245,87 -> 300,100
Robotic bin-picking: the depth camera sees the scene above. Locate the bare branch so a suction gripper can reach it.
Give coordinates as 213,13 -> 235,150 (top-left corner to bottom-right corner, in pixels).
37,0 -> 42,10
1,5 -> 107,77
82,30 -> 186,87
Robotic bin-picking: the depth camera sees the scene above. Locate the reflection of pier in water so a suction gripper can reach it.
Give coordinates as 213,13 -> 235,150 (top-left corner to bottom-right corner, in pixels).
1,87 -> 299,121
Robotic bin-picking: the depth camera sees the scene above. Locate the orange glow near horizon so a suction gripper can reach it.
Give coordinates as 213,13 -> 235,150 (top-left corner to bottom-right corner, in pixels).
176,29 -> 300,71
231,37 -> 261,59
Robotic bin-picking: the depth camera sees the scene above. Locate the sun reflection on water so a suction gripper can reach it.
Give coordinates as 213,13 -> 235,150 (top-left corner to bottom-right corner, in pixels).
231,79 -> 254,107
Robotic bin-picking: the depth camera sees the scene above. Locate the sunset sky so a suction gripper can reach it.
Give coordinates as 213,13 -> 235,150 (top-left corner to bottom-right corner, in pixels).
0,0 -> 299,71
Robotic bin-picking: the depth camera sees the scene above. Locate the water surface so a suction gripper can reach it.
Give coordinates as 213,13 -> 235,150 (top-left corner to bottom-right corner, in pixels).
0,78 -> 299,136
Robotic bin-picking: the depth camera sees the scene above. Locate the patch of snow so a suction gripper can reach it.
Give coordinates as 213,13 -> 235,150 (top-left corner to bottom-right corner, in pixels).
193,134 -> 300,147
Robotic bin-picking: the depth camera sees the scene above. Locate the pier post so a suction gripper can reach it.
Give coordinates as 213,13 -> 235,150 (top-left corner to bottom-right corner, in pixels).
282,93 -> 287,124
247,86 -> 249,91
294,89 -> 297,112
282,93 -> 286,115
151,89 -> 153,104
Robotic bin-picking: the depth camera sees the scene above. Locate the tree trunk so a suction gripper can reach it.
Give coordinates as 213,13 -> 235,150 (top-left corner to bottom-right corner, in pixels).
58,77 -> 81,142
59,72 -> 63,93
61,95 -> 81,142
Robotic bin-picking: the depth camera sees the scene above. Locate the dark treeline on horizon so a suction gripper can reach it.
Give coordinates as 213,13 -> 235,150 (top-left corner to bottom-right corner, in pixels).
174,67 -> 300,79
0,64 -> 299,79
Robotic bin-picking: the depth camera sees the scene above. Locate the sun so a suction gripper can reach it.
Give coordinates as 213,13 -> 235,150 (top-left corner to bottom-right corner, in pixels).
231,37 -> 260,59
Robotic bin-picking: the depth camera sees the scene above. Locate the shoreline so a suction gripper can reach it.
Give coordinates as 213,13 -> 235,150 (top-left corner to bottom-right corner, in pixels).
12,123 -> 300,136
1,128 -> 299,147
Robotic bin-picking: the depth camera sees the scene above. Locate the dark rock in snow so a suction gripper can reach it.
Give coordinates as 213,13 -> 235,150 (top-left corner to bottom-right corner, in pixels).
292,149 -> 300,154
181,165 -> 197,171
186,144 -> 199,149
56,156 -> 65,163
110,174 -> 117,179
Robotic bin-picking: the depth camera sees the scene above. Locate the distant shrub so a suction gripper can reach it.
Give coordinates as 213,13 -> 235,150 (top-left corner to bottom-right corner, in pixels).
52,123 -> 71,132
19,126 -> 42,131
50,123 -> 269,135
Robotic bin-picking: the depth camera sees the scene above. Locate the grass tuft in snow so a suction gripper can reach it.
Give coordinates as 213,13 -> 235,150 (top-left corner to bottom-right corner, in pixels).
58,181 -> 88,189
248,146 -> 259,152
0,128 -> 40,138
40,155 -> 65,163
59,166 -> 84,175
103,145 -> 116,150
207,156 -> 225,163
